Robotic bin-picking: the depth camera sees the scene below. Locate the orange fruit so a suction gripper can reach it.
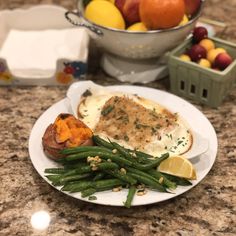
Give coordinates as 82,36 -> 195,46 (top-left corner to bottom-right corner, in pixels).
139,0 -> 185,30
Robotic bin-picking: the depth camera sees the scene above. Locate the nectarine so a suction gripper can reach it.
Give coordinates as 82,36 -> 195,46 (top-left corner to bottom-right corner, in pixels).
115,0 -> 141,25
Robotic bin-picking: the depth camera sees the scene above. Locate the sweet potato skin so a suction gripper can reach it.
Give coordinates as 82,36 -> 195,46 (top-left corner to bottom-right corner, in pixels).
42,114 -> 93,160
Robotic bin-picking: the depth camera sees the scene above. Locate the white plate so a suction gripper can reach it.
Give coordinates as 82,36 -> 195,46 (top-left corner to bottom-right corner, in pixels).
29,82 -> 218,206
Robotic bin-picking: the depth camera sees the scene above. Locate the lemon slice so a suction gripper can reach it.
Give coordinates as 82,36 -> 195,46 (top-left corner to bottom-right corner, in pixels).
158,156 -> 197,180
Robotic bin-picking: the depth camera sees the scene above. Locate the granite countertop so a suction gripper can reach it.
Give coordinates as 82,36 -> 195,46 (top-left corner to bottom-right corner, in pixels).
0,1 -> 236,235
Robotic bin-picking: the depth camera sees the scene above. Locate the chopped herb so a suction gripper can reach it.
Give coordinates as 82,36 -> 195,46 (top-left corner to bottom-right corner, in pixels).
101,105 -> 114,116
82,89 -> 92,97
124,135 -> 129,142
177,140 -> 183,145
88,196 -> 97,201
135,123 -> 150,129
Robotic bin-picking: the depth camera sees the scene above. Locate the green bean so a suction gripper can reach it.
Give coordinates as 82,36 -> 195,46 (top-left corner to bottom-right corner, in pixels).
110,141 -> 136,161
60,146 -> 112,155
45,175 -> 61,182
148,169 -> 177,189
93,179 -> 125,189
44,168 -> 67,174
92,135 -> 114,149
63,162 -> 88,170
81,188 -> 97,198
135,150 -> 153,159
105,170 -> 137,185
124,185 -> 136,208
59,173 -> 93,184
126,167 -> 167,187
62,165 -> 92,176
96,162 -> 119,171
128,173 -> 167,192
62,178 -> 125,193
134,153 -> 169,170
161,173 -> 192,186
93,172 -> 105,181
94,135 -> 155,164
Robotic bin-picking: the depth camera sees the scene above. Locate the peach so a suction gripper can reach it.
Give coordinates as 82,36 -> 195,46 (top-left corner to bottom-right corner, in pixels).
184,0 -> 201,15
199,39 -> 215,52
214,52 -> 233,70
115,0 -> 141,25
207,48 -> 226,64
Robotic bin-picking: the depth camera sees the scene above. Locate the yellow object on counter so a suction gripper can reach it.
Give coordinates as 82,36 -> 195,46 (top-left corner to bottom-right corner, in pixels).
85,0 -> 125,30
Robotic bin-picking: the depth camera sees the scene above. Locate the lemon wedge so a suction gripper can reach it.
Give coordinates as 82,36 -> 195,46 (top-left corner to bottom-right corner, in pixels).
85,0 -> 125,30
158,156 -> 197,180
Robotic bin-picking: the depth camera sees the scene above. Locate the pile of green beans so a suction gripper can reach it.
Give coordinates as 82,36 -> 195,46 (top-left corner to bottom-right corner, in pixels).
45,135 -> 192,208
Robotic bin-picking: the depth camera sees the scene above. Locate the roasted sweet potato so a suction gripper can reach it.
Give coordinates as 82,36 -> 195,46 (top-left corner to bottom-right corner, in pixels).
42,113 -> 93,160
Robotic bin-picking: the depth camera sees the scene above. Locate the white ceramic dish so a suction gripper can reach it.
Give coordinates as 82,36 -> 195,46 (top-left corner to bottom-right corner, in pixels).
0,5 -> 89,86
29,81 -> 217,206
67,81 -> 209,159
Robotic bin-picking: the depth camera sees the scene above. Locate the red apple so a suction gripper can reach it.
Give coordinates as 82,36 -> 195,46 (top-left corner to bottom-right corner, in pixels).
214,52 -> 233,70
188,44 -> 207,62
184,0 -> 201,15
192,26 -> 208,43
115,0 -> 141,25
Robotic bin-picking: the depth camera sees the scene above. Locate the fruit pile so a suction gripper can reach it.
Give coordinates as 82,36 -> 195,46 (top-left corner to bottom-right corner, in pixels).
84,0 -> 201,31
180,26 -> 233,71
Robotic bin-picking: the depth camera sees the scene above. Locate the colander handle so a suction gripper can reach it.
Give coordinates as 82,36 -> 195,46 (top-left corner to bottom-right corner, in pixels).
65,11 -> 103,36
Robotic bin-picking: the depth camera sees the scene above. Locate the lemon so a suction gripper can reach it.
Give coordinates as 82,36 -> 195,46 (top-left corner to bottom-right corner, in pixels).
158,156 -> 197,180
179,14 -> 189,26
127,22 -> 148,32
85,0 -> 125,30
93,0 -> 115,3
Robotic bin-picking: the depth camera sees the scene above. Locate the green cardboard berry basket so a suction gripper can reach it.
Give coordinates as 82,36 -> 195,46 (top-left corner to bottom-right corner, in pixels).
168,37 -> 236,108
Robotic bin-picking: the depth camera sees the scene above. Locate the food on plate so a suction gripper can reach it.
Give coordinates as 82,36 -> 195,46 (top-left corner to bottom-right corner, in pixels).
42,113 -> 93,159
41,82 -> 200,207
158,155 -> 197,180
44,135 -> 193,207
77,86 -> 193,157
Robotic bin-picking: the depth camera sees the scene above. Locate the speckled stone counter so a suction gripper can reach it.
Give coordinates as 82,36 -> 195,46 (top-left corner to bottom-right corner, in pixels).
0,1 -> 236,235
